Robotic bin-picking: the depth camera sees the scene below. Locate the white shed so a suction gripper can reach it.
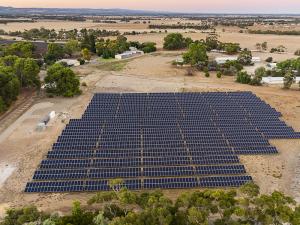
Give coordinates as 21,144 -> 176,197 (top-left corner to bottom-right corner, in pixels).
215,56 -> 261,64
115,50 -> 144,60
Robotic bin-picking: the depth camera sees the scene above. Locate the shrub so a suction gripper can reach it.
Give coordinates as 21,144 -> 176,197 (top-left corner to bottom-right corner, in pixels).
265,57 -> 273,63
204,68 -> 210,77
77,58 -> 85,65
216,71 -> 222,78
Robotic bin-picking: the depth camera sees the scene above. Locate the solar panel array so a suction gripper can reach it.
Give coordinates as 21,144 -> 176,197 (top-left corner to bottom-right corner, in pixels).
25,92 -> 300,192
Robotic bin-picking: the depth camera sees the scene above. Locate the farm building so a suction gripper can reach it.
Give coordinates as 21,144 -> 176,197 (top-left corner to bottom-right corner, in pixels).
262,76 -> 300,84
115,47 -> 144,60
215,56 -> 261,64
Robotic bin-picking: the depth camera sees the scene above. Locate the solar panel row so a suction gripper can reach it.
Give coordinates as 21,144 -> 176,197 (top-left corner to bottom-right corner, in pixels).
25,175 -> 252,192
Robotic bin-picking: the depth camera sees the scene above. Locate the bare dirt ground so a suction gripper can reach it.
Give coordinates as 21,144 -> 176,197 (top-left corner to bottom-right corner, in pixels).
0,48 -> 300,216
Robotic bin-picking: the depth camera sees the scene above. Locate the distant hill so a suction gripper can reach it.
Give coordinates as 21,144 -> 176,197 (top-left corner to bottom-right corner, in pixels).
0,6 -> 173,16
0,6 -> 299,17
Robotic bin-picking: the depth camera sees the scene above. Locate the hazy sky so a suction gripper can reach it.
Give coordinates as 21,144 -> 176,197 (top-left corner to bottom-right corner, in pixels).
2,0 -> 300,13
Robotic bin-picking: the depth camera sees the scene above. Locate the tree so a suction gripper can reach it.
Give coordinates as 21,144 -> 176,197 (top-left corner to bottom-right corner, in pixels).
0,205 -> 48,225
236,71 -> 251,84
222,43 -> 240,55
206,33 -> 219,51
240,182 -> 260,198
0,67 -> 20,108
187,207 -> 208,225
2,184 -> 300,225
163,33 -> 187,50
254,191 -> 295,224
238,49 -> 252,65
96,36 -> 130,59
250,66 -> 265,86
183,43 -> 208,67
44,43 -> 65,65
255,43 -> 262,51
0,96 -> 5,113
4,42 -> 35,58
217,71 -> 222,78
262,42 -> 268,51
141,42 -> 157,53
283,70 -> 296,89
93,211 -> 109,225
81,33 -> 96,53
14,58 -> 40,88
81,48 -> 91,61
44,63 -> 81,97
64,40 -> 80,57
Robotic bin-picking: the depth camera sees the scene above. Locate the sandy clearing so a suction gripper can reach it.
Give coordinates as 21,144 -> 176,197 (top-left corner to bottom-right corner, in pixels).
0,102 -> 54,143
0,164 -> 15,188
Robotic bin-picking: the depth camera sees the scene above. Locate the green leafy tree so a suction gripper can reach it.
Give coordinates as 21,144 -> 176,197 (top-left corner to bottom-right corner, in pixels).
44,63 -> 81,97
44,43 -> 65,65
236,71 -> 251,84
4,42 -> 35,58
1,205 -> 48,225
283,70 -> 296,89
81,33 -> 96,53
163,33 -> 187,50
206,33 -> 219,51
96,36 -> 130,59
64,40 -> 80,57
0,96 -> 5,113
250,66 -> 265,86
0,67 -> 20,108
183,43 -> 208,67
93,211 -> 109,225
238,49 -> 253,65
292,206 -> 300,225
262,42 -> 268,51
141,42 -> 157,53
255,191 -> 296,224
0,55 -> 19,67
14,58 -> 40,88
81,48 -> 91,61
222,43 -> 241,55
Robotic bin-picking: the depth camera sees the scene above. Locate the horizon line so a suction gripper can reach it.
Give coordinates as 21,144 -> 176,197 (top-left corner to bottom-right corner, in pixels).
1,5 -> 300,15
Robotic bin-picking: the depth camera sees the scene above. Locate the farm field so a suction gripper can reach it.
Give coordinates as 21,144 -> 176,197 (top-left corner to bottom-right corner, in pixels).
0,50 -> 300,215
1,19 -> 300,53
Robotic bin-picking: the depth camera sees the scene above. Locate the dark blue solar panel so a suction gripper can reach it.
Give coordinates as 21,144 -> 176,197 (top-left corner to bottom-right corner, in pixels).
25,92 -> 299,193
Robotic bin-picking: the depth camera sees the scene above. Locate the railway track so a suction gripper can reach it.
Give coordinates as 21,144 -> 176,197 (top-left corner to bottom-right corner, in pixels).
0,90 -> 38,134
